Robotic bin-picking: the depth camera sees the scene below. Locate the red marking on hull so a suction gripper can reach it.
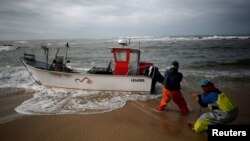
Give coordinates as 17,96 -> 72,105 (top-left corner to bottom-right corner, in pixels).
75,77 -> 93,84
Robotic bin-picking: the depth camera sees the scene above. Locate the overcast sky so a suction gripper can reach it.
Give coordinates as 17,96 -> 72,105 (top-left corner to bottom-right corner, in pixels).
0,0 -> 250,40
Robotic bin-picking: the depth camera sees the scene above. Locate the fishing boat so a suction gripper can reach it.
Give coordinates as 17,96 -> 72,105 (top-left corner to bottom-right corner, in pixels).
21,40 -> 161,94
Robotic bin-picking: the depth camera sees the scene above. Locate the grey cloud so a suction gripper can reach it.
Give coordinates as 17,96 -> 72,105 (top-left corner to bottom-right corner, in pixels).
0,0 -> 249,40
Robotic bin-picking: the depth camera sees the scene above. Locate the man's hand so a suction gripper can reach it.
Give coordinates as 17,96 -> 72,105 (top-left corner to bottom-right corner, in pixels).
192,93 -> 199,101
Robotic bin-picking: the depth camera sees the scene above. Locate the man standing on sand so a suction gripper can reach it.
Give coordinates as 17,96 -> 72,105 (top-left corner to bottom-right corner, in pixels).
158,61 -> 189,114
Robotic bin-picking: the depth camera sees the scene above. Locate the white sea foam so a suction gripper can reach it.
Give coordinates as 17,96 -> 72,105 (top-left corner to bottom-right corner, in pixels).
120,35 -> 250,42
0,66 -> 35,90
202,35 -> 249,40
0,45 -> 17,52
15,41 -> 27,44
15,86 -> 160,115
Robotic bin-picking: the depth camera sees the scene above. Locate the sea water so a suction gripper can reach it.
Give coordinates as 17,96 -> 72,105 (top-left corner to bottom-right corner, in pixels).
0,35 -> 250,118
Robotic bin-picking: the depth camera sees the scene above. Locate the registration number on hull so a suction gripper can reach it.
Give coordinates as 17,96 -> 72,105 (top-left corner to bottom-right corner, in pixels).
131,78 -> 145,82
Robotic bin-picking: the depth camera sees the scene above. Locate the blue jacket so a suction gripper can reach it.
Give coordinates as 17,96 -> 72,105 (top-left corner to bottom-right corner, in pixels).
198,88 -> 237,113
198,89 -> 221,109
163,68 -> 182,90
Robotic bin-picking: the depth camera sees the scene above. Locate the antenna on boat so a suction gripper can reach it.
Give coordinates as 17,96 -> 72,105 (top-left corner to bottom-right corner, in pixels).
118,39 -> 128,48
55,48 -> 60,59
65,42 -> 69,63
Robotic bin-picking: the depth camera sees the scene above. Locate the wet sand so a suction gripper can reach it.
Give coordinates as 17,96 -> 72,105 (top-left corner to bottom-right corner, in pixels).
0,86 -> 250,141
0,88 -> 33,124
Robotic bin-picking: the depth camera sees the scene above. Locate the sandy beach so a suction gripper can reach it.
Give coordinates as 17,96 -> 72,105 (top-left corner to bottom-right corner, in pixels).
0,96 -> 205,141
1,84 -> 249,141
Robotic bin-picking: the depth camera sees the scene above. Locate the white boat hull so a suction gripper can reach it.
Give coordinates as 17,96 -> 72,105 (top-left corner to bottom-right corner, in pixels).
23,60 -> 152,94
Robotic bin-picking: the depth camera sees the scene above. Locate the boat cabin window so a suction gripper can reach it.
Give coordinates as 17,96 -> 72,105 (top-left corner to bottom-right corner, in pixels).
116,50 -> 127,62
128,52 -> 139,75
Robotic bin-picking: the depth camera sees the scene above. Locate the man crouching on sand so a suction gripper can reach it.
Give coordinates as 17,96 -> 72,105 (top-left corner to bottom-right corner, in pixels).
191,79 -> 238,132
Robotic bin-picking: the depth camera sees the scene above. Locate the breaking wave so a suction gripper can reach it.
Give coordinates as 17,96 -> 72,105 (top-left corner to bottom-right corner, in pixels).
0,66 -> 34,90
119,35 -> 250,41
0,45 -> 17,52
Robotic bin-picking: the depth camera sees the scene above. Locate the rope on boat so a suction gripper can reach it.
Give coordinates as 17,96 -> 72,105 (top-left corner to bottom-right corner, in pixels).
20,57 -> 42,85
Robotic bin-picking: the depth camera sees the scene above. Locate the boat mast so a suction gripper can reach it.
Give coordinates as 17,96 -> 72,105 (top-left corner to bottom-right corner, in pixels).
41,45 -> 49,70
65,42 -> 69,62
